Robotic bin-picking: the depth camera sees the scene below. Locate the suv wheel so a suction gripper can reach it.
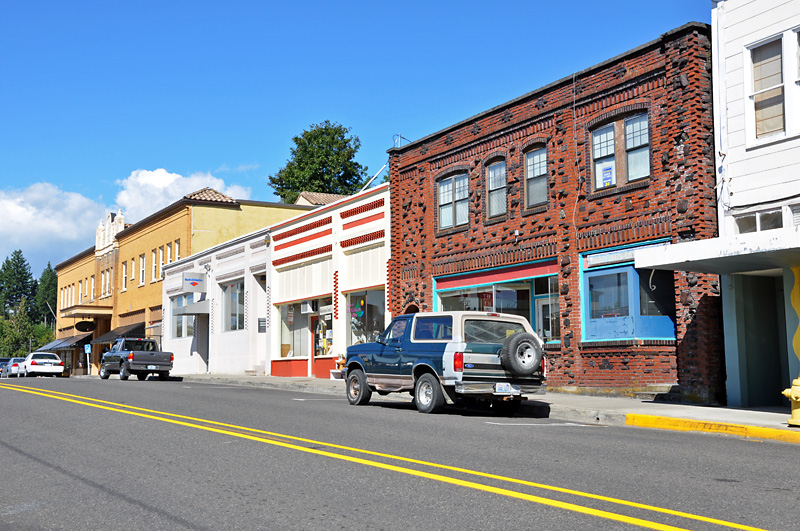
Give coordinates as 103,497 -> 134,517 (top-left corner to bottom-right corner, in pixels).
99,365 -> 110,380
346,369 -> 371,405
119,363 -> 130,381
501,332 -> 542,377
414,373 -> 445,414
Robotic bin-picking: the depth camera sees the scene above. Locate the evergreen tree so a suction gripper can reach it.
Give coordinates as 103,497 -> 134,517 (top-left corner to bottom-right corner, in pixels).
0,250 -> 36,318
0,297 -> 34,357
268,121 -> 368,204
34,262 -> 58,325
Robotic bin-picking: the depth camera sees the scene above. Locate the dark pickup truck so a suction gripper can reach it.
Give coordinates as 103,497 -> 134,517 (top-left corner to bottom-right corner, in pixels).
344,311 -> 546,413
99,338 -> 173,381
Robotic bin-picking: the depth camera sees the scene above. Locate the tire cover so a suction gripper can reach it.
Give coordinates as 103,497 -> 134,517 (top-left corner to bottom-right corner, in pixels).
500,332 -> 543,377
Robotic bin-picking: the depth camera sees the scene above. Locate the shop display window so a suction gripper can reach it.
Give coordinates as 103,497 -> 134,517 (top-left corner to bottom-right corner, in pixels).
222,280 -> 245,331
583,265 -> 675,340
171,293 -> 194,338
280,303 -> 309,357
348,290 -> 385,345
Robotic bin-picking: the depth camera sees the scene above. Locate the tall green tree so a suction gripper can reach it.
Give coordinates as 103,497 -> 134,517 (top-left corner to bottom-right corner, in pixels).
34,262 -> 58,325
268,121 -> 368,204
0,250 -> 36,318
0,297 -> 34,357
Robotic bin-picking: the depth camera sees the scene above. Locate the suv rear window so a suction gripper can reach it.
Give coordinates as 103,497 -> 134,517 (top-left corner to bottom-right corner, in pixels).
464,320 -> 525,343
414,317 -> 453,340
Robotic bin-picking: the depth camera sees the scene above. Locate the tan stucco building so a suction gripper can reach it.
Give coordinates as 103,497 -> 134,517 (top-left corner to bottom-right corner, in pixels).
55,188 -> 312,374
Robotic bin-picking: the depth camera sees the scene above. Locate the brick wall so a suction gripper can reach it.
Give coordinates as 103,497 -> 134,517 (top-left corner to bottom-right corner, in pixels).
388,23 -> 725,403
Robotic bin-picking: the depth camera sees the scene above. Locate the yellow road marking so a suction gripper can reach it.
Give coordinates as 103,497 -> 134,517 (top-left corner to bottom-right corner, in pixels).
1,383 -> 769,531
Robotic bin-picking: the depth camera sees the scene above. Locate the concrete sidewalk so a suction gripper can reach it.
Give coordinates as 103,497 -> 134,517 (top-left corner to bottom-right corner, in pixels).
178,373 -> 800,445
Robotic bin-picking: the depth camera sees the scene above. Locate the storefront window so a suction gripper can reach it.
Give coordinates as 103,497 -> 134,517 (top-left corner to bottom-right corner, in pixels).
348,290 -> 385,345
222,280 -> 245,331
280,303 -> 309,357
171,293 -> 194,338
438,277 -> 560,342
583,265 -> 676,340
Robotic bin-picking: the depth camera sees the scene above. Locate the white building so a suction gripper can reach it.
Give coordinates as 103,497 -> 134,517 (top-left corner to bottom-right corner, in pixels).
637,0 -> 800,407
269,184 -> 390,378
161,227 -> 275,374
161,183 -> 391,377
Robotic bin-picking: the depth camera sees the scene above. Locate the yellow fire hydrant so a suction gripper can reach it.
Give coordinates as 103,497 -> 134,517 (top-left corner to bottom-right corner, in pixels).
781,378 -> 800,427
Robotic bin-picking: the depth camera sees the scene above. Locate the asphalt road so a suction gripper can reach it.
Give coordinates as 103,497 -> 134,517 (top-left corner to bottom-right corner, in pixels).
0,377 -> 796,530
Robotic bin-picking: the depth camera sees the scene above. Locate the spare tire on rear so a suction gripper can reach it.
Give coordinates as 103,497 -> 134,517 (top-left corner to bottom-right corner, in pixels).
500,332 -> 543,377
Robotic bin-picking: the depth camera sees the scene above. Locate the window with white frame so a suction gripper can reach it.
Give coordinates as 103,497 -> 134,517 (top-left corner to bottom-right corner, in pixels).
752,39 -> 785,138
139,254 -> 145,285
122,262 -> 127,291
158,246 -> 164,278
171,293 -> 194,338
438,174 -> 469,230
151,250 -> 157,281
734,209 -> 784,234
166,243 -> 171,264
78,280 -> 82,303
746,32 -> 800,144
130,257 -> 135,280
90,275 -> 95,298
592,113 -> 650,191
222,279 -> 245,331
487,161 -> 506,217
175,239 -> 180,261
525,147 -> 548,207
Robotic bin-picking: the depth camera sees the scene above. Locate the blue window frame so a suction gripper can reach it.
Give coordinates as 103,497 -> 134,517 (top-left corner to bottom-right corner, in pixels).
583,265 -> 675,340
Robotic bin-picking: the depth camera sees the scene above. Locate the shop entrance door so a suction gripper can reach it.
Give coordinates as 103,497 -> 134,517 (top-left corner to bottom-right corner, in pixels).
535,298 -> 559,342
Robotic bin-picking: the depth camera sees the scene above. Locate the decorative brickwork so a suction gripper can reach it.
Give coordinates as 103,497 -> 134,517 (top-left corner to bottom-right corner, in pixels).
272,245 -> 333,267
388,23 -> 724,403
341,230 -> 385,249
272,217 -> 332,241
340,198 -> 384,219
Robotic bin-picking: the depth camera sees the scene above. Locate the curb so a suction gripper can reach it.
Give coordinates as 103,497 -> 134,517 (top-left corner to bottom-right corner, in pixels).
625,414 -> 800,445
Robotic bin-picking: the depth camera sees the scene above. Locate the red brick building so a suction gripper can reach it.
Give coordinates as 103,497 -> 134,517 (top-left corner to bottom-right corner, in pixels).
388,22 -> 725,403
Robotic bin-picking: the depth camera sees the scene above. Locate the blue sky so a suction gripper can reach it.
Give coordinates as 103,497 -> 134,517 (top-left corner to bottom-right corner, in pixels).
0,0 -> 713,277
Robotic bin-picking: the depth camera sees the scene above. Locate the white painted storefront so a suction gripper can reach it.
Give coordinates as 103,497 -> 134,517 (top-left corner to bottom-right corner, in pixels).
160,184 -> 391,377
269,184 -> 391,378
161,228 -> 272,375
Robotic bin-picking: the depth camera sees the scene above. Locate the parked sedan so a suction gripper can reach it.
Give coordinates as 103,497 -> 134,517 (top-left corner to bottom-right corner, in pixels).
20,352 -> 64,377
1,358 -> 26,378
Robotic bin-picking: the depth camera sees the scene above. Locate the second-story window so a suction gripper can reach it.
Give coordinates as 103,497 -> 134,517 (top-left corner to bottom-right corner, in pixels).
752,39 -> 784,138
592,112 -> 650,191
122,262 -> 127,291
438,174 -> 468,230
487,161 -> 506,217
139,254 -> 145,285
525,148 -> 548,208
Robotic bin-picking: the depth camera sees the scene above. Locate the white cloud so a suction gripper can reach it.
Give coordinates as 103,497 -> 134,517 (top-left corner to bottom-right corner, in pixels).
114,169 -> 251,223
0,183 -> 108,275
0,170 -> 251,276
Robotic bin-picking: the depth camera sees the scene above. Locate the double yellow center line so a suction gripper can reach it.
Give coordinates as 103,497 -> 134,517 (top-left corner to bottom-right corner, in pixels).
0,383 -> 768,531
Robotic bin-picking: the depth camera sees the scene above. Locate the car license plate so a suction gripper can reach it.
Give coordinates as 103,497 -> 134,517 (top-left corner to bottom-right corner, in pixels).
495,382 -> 512,394
147,365 -> 157,370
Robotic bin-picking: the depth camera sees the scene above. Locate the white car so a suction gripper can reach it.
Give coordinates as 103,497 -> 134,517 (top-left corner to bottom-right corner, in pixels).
21,352 -> 64,377
1,358 -> 26,378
